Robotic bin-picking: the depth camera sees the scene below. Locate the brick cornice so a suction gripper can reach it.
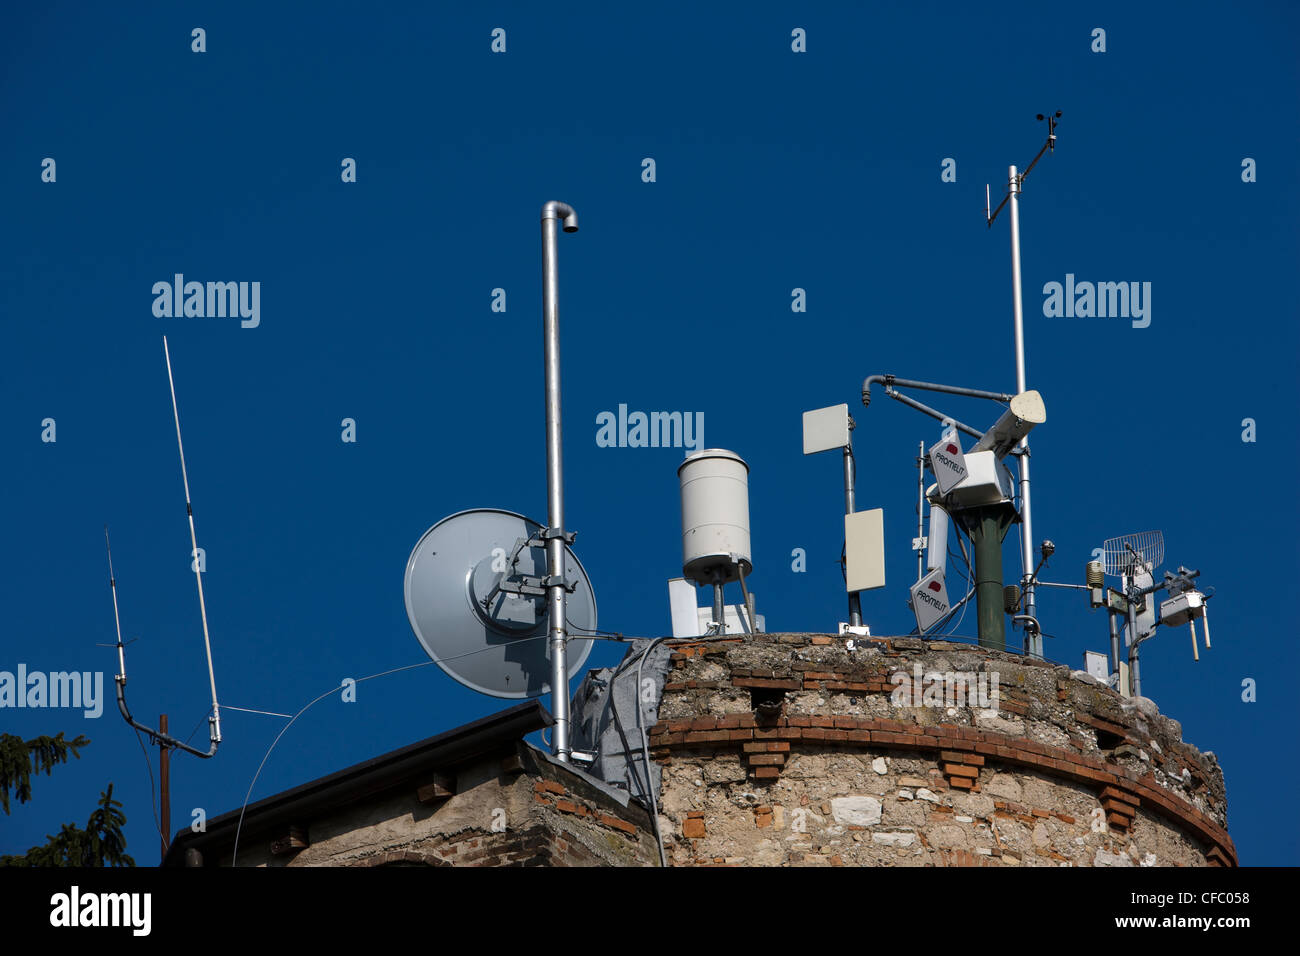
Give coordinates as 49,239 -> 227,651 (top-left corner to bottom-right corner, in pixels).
648,714 -> 1237,866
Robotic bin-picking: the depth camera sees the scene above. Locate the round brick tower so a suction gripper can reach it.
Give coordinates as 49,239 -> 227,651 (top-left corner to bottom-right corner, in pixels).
647,633 -> 1235,867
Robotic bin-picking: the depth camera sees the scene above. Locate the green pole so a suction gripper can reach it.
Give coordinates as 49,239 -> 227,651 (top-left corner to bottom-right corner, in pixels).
969,507 -> 1013,652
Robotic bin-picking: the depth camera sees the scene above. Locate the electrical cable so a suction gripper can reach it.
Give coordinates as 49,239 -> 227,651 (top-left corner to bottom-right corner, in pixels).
608,639 -> 670,865
947,542 -> 974,635
221,704 -> 294,719
228,630 -> 744,865
910,525 -> 973,637
565,619 -> 628,640
230,659 -> 437,866
183,711 -> 209,746
229,625 -> 649,860
131,725 -> 166,845
633,638 -> 670,867
606,668 -> 661,859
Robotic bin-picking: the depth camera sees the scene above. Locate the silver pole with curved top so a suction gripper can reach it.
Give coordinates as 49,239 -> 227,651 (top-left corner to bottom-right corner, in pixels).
541,201 -> 578,762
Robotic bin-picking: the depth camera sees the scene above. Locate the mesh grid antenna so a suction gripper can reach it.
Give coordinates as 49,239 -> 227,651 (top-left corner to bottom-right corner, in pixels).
1102,531 -> 1164,577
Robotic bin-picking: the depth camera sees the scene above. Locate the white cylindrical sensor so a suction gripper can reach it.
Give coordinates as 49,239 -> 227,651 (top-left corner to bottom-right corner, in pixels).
678,448 -> 751,585
927,490 -> 949,572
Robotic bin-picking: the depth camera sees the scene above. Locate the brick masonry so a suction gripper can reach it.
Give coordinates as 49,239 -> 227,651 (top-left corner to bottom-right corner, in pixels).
225,744 -> 659,868
649,633 -> 1235,867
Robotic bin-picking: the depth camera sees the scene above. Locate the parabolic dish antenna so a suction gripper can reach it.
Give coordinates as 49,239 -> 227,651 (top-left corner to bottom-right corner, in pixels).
404,508 -> 596,699
1101,531 -> 1164,578
1103,531 -> 1163,647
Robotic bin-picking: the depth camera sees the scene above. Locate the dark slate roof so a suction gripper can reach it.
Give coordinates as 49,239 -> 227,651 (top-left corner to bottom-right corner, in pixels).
162,700 -> 552,866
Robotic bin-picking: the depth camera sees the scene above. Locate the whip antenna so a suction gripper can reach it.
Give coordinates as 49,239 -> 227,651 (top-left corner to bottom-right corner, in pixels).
104,337 -> 223,759
164,335 -> 222,745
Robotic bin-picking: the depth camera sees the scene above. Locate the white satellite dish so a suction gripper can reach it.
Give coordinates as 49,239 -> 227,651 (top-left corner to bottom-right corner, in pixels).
404,508 -> 596,699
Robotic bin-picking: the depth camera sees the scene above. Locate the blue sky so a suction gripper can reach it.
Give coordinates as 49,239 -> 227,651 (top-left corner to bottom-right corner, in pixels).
1,2 -> 1296,866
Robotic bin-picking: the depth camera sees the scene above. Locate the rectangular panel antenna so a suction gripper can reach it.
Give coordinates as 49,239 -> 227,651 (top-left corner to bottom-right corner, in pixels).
845,508 -> 886,593
802,404 -> 851,455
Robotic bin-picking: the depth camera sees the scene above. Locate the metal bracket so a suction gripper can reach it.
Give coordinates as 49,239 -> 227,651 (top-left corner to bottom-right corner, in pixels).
479,528 -> 581,610
496,576 -> 547,597
534,527 -> 576,545
496,574 -> 577,598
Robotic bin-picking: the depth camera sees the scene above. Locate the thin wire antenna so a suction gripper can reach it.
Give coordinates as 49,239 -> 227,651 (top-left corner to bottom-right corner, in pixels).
105,524 -> 218,758
164,335 -> 223,747
106,525 -> 128,680
102,338 -> 224,760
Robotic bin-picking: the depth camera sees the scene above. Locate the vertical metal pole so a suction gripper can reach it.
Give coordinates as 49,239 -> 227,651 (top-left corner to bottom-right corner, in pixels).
844,437 -> 862,627
1126,600 -> 1141,698
1008,165 -> 1040,659
736,563 -> 758,634
159,714 -> 171,863
541,201 -> 578,762
713,580 -> 726,634
1108,611 -> 1121,685
916,441 -> 926,582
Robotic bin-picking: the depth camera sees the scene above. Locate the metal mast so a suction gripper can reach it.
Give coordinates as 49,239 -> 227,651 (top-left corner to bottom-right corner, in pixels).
985,112 -> 1059,659
540,200 -> 579,762
844,427 -> 862,627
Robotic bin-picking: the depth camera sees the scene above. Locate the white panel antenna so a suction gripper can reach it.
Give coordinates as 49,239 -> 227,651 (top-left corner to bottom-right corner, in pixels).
802,404 -> 851,455
668,578 -> 702,638
845,509 -> 886,593
1083,651 -> 1110,683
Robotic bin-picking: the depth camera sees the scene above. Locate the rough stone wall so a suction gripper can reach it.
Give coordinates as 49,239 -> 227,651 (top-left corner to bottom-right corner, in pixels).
648,634 -> 1235,867
226,745 -> 658,867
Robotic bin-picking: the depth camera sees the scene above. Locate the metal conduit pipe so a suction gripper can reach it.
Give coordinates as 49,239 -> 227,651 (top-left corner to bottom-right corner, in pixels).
540,200 -> 579,761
